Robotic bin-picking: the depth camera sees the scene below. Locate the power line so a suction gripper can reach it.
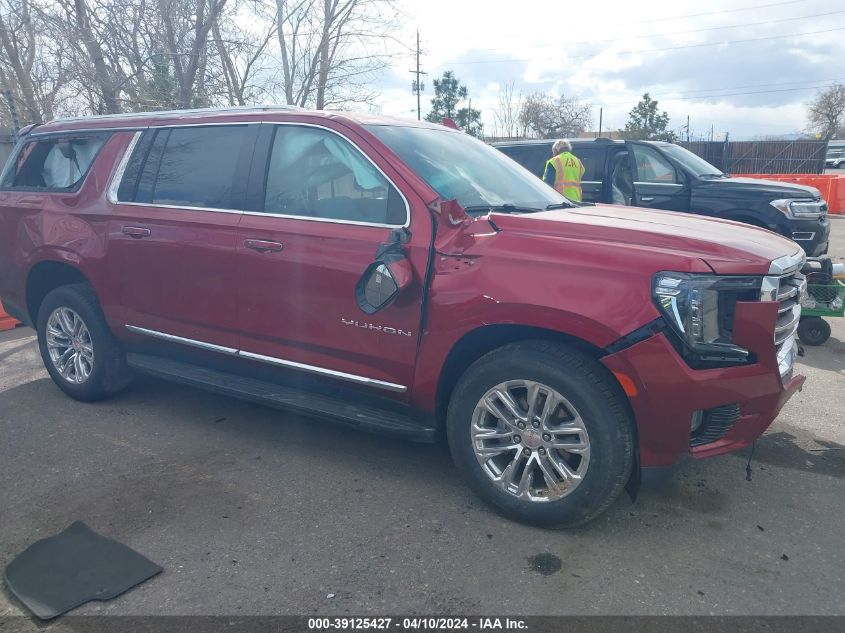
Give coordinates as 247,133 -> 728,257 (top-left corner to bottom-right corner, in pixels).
446,27 -> 845,65
459,9 -> 844,54
627,0 -> 812,24
597,82 -> 841,106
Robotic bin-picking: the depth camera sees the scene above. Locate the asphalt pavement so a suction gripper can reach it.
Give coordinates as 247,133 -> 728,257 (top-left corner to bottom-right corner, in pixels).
0,220 -> 843,620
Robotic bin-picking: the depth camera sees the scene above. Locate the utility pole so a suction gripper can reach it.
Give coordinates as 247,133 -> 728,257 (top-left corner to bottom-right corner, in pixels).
409,29 -> 427,121
598,107 -> 603,138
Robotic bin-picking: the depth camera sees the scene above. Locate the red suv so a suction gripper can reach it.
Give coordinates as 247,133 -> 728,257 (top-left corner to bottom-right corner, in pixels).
0,107 -> 806,526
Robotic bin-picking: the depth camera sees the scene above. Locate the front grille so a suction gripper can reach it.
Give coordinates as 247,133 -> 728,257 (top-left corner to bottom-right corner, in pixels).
764,254 -> 806,382
690,404 -> 741,447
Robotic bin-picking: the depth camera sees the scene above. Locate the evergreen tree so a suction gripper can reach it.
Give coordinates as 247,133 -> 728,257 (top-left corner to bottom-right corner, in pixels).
621,93 -> 676,141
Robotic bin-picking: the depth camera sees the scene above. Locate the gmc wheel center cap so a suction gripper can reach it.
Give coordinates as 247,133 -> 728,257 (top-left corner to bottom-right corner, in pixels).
523,429 -> 542,448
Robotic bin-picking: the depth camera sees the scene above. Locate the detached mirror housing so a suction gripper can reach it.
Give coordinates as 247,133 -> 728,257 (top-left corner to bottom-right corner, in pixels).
355,229 -> 414,314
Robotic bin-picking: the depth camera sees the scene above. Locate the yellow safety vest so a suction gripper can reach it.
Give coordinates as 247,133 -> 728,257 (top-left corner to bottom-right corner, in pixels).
545,151 -> 585,201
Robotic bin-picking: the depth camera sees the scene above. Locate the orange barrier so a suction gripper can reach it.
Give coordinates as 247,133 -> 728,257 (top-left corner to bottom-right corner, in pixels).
731,174 -> 845,215
0,303 -> 21,331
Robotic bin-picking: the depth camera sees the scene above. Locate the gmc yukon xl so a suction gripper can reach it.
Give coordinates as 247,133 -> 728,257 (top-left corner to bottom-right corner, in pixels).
0,107 -> 807,526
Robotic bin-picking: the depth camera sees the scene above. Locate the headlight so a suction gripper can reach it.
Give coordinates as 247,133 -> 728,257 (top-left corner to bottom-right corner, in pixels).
770,198 -> 826,219
653,273 -> 762,366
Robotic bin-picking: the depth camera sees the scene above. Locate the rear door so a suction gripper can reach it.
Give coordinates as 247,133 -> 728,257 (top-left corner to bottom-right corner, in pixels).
627,142 -> 691,212
103,124 -> 257,350
0,132 -> 111,312
235,122 -> 431,396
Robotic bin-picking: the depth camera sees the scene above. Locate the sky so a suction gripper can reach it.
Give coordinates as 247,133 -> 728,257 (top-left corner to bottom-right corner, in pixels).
371,0 -> 845,139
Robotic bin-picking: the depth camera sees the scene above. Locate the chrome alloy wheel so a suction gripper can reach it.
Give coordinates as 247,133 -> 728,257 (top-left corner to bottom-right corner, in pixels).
471,380 -> 590,502
46,307 -> 94,384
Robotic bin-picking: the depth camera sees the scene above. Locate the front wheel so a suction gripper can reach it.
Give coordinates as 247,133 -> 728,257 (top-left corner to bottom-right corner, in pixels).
36,284 -> 132,401
446,341 -> 634,528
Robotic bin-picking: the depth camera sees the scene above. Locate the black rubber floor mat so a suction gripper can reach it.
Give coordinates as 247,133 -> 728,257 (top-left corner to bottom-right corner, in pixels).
4,521 -> 162,620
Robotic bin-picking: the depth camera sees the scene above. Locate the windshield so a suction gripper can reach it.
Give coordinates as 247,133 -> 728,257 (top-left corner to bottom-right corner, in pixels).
366,124 -> 570,211
661,144 -> 724,177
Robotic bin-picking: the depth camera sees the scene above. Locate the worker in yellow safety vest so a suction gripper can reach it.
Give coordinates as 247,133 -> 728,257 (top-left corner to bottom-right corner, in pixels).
542,140 -> 585,202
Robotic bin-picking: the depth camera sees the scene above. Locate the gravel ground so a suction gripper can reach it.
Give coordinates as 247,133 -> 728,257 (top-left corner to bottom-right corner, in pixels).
0,219 -> 843,621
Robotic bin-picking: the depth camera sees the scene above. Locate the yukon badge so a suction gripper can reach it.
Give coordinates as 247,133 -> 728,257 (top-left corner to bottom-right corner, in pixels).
341,318 -> 413,337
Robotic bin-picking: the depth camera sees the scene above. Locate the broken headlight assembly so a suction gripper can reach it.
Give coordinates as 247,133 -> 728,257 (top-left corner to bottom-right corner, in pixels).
653,273 -> 763,368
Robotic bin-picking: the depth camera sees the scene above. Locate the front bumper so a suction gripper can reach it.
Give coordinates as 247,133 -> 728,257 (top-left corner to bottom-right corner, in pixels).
784,215 -> 830,256
601,300 -> 804,468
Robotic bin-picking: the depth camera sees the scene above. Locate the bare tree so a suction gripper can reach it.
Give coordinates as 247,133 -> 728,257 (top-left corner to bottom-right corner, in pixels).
492,81 -> 524,138
212,3 -> 277,106
272,0 -> 402,109
0,0 -> 49,123
807,84 -> 845,140
519,92 -> 592,139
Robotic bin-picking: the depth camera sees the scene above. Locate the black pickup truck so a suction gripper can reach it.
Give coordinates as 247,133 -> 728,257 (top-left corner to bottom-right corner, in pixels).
494,138 -> 830,256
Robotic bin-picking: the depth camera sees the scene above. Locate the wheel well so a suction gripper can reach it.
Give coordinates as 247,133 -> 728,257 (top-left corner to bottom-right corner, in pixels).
26,261 -> 91,323
435,324 -> 606,426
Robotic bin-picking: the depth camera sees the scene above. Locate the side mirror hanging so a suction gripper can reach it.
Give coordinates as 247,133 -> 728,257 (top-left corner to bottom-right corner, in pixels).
355,228 -> 414,314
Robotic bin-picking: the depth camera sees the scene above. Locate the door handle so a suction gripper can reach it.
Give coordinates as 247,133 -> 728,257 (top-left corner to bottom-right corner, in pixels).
122,226 -> 151,238
640,196 -> 655,202
244,239 -> 283,253
18,195 -> 43,205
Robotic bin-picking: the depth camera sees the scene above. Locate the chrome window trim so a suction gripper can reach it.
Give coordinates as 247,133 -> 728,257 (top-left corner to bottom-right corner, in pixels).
125,325 -> 238,355
581,180 -> 602,185
125,324 -> 407,393
106,131 -> 142,204
105,121 -> 411,229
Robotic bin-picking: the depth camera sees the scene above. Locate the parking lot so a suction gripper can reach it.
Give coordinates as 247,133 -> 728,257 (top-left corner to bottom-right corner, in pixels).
1,219 -> 843,620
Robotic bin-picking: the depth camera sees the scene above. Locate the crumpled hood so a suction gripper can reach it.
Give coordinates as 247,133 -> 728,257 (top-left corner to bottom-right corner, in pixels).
489,204 -> 802,275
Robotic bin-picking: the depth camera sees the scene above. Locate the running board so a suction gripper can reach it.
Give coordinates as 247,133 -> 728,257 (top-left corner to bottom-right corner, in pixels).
126,353 -> 436,442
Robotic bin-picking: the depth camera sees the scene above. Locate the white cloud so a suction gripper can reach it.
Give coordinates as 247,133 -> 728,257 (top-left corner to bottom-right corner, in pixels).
374,0 -> 845,137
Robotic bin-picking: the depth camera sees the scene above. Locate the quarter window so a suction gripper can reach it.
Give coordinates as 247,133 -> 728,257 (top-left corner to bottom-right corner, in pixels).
0,134 -> 107,191
262,126 -> 406,225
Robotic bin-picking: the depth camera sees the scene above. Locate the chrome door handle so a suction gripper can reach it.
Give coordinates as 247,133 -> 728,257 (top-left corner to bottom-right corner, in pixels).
244,239 -> 283,253
640,196 -> 655,202
122,226 -> 151,238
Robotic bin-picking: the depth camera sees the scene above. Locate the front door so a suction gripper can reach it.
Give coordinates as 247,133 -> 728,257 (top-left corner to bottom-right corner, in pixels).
627,142 -> 690,212
103,125 -> 256,350
236,123 -> 430,396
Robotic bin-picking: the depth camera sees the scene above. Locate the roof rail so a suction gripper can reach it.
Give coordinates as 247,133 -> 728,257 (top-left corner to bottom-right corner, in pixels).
47,104 -> 304,125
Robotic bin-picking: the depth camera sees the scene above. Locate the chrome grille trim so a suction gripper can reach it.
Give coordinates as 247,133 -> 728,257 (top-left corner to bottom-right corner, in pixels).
762,252 -> 806,382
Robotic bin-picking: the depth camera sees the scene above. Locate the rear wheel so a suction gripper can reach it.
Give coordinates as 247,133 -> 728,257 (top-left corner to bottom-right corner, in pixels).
798,317 -> 831,346
446,341 -> 634,527
36,284 -> 132,401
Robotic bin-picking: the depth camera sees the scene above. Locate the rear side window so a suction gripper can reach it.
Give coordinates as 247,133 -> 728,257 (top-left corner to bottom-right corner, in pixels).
570,147 -> 603,181
261,125 -> 406,225
116,126 -> 250,209
498,145 -> 551,177
0,134 -> 108,191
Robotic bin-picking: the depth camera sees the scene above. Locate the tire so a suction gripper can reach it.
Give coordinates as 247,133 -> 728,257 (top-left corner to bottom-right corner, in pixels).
446,340 -> 634,528
798,317 -> 831,346
36,284 -> 132,401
